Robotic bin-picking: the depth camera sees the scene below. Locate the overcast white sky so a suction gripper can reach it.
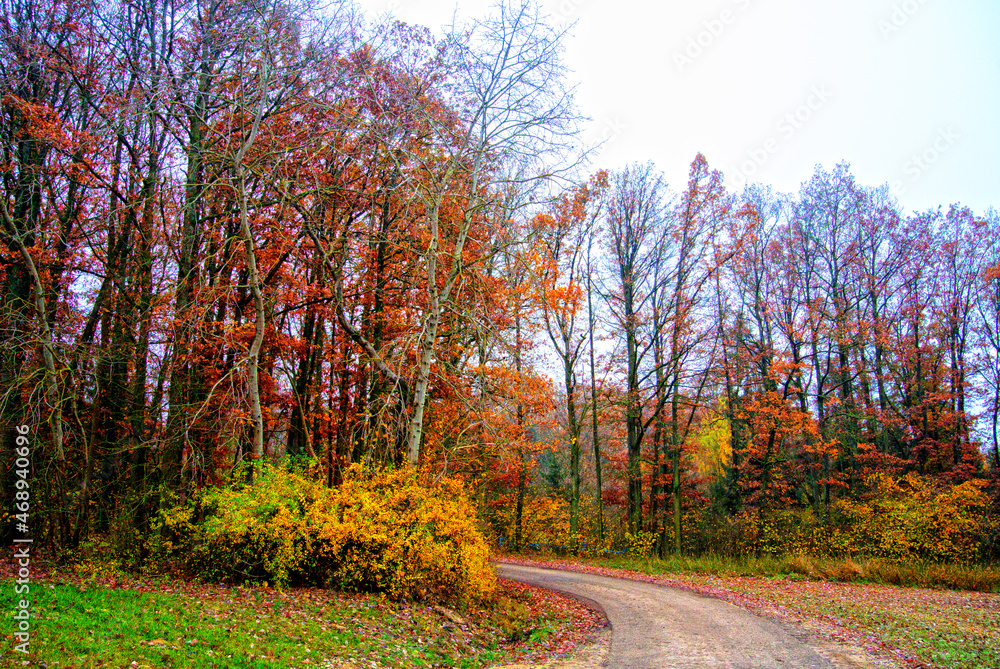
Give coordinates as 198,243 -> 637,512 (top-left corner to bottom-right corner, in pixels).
355,0 -> 1000,215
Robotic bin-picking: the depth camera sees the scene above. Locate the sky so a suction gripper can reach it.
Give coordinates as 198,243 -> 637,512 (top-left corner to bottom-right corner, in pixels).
354,0 -> 1000,215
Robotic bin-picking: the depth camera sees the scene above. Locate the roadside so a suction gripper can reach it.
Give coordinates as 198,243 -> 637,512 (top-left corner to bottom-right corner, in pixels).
492,628 -> 612,669
0,556 -> 602,668
497,556 -> 1000,669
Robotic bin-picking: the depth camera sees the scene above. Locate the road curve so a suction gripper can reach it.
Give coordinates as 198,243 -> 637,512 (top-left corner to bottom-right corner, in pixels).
498,563 -> 885,669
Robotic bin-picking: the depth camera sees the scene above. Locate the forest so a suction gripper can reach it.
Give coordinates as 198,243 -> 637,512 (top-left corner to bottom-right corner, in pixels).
2,0 -> 999,575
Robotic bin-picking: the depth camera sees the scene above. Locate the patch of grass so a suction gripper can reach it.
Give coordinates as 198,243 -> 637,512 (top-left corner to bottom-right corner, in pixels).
0,577 -> 566,668
720,578 -> 1000,669
579,553 -> 1000,592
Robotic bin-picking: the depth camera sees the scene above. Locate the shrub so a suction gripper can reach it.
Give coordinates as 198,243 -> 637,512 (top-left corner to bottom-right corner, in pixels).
622,531 -> 658,557
491,495 -> 571,549
684,473 -> 994,562
151,465 -> 496,606
833,473 -> 993,562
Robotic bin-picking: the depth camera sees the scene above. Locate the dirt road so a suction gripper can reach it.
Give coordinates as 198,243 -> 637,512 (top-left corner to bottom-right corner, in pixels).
498,563 -> 896,669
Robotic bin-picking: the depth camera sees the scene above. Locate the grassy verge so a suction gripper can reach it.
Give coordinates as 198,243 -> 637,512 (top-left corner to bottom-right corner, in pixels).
582,553 -> 1000,592
717,576 -> 1000,669
0,574 -> 595,668
501,554 -> 1000,669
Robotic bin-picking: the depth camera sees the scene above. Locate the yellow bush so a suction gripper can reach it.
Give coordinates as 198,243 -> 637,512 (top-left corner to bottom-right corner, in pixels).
694,474 -> 993,562
833,473 -> 992,562
491,495 -> 571,548
153,465 -> 496,606
623,530 -> 658,557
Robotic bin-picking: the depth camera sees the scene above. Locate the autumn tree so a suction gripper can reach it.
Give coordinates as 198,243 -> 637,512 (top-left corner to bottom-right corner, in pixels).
0,0 -> 109,543
304,0 -> 582,468
534,172 -> 605,541
602,162 -> 667,533
656,154 -> 734,553
976,211 -> 1000,468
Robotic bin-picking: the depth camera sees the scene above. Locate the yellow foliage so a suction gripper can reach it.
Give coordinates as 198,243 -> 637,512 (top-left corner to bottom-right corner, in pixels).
833,473 -> 992,562
695,474 -> 994,562
492,494 -> 608,551
152,465 -> 496,606
493,495 -> 570,547
623,531 -> 658,557
689,406 -> 732,478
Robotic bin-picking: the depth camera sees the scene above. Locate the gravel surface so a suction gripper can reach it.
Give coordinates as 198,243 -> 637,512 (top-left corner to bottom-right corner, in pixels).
497,563 -> 899,669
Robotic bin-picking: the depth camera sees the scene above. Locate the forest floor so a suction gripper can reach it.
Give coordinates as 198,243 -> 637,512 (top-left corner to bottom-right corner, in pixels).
0,557 -> 603,668
497,556 -> 1000,669
5,553 -> 997,668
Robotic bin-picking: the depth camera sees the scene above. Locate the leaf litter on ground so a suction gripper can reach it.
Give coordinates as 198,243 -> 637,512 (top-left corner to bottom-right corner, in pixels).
0,556 -> 604,668
497,556 -> 1000,669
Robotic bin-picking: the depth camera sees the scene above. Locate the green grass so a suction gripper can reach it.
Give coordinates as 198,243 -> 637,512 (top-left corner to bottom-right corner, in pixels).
578,552 -> 1000,592
0,578 -> 562,668
718,576 -> 1000,669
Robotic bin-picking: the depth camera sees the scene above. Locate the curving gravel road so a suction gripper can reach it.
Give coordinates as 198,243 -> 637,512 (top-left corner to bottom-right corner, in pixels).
498,563 -> 893,669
